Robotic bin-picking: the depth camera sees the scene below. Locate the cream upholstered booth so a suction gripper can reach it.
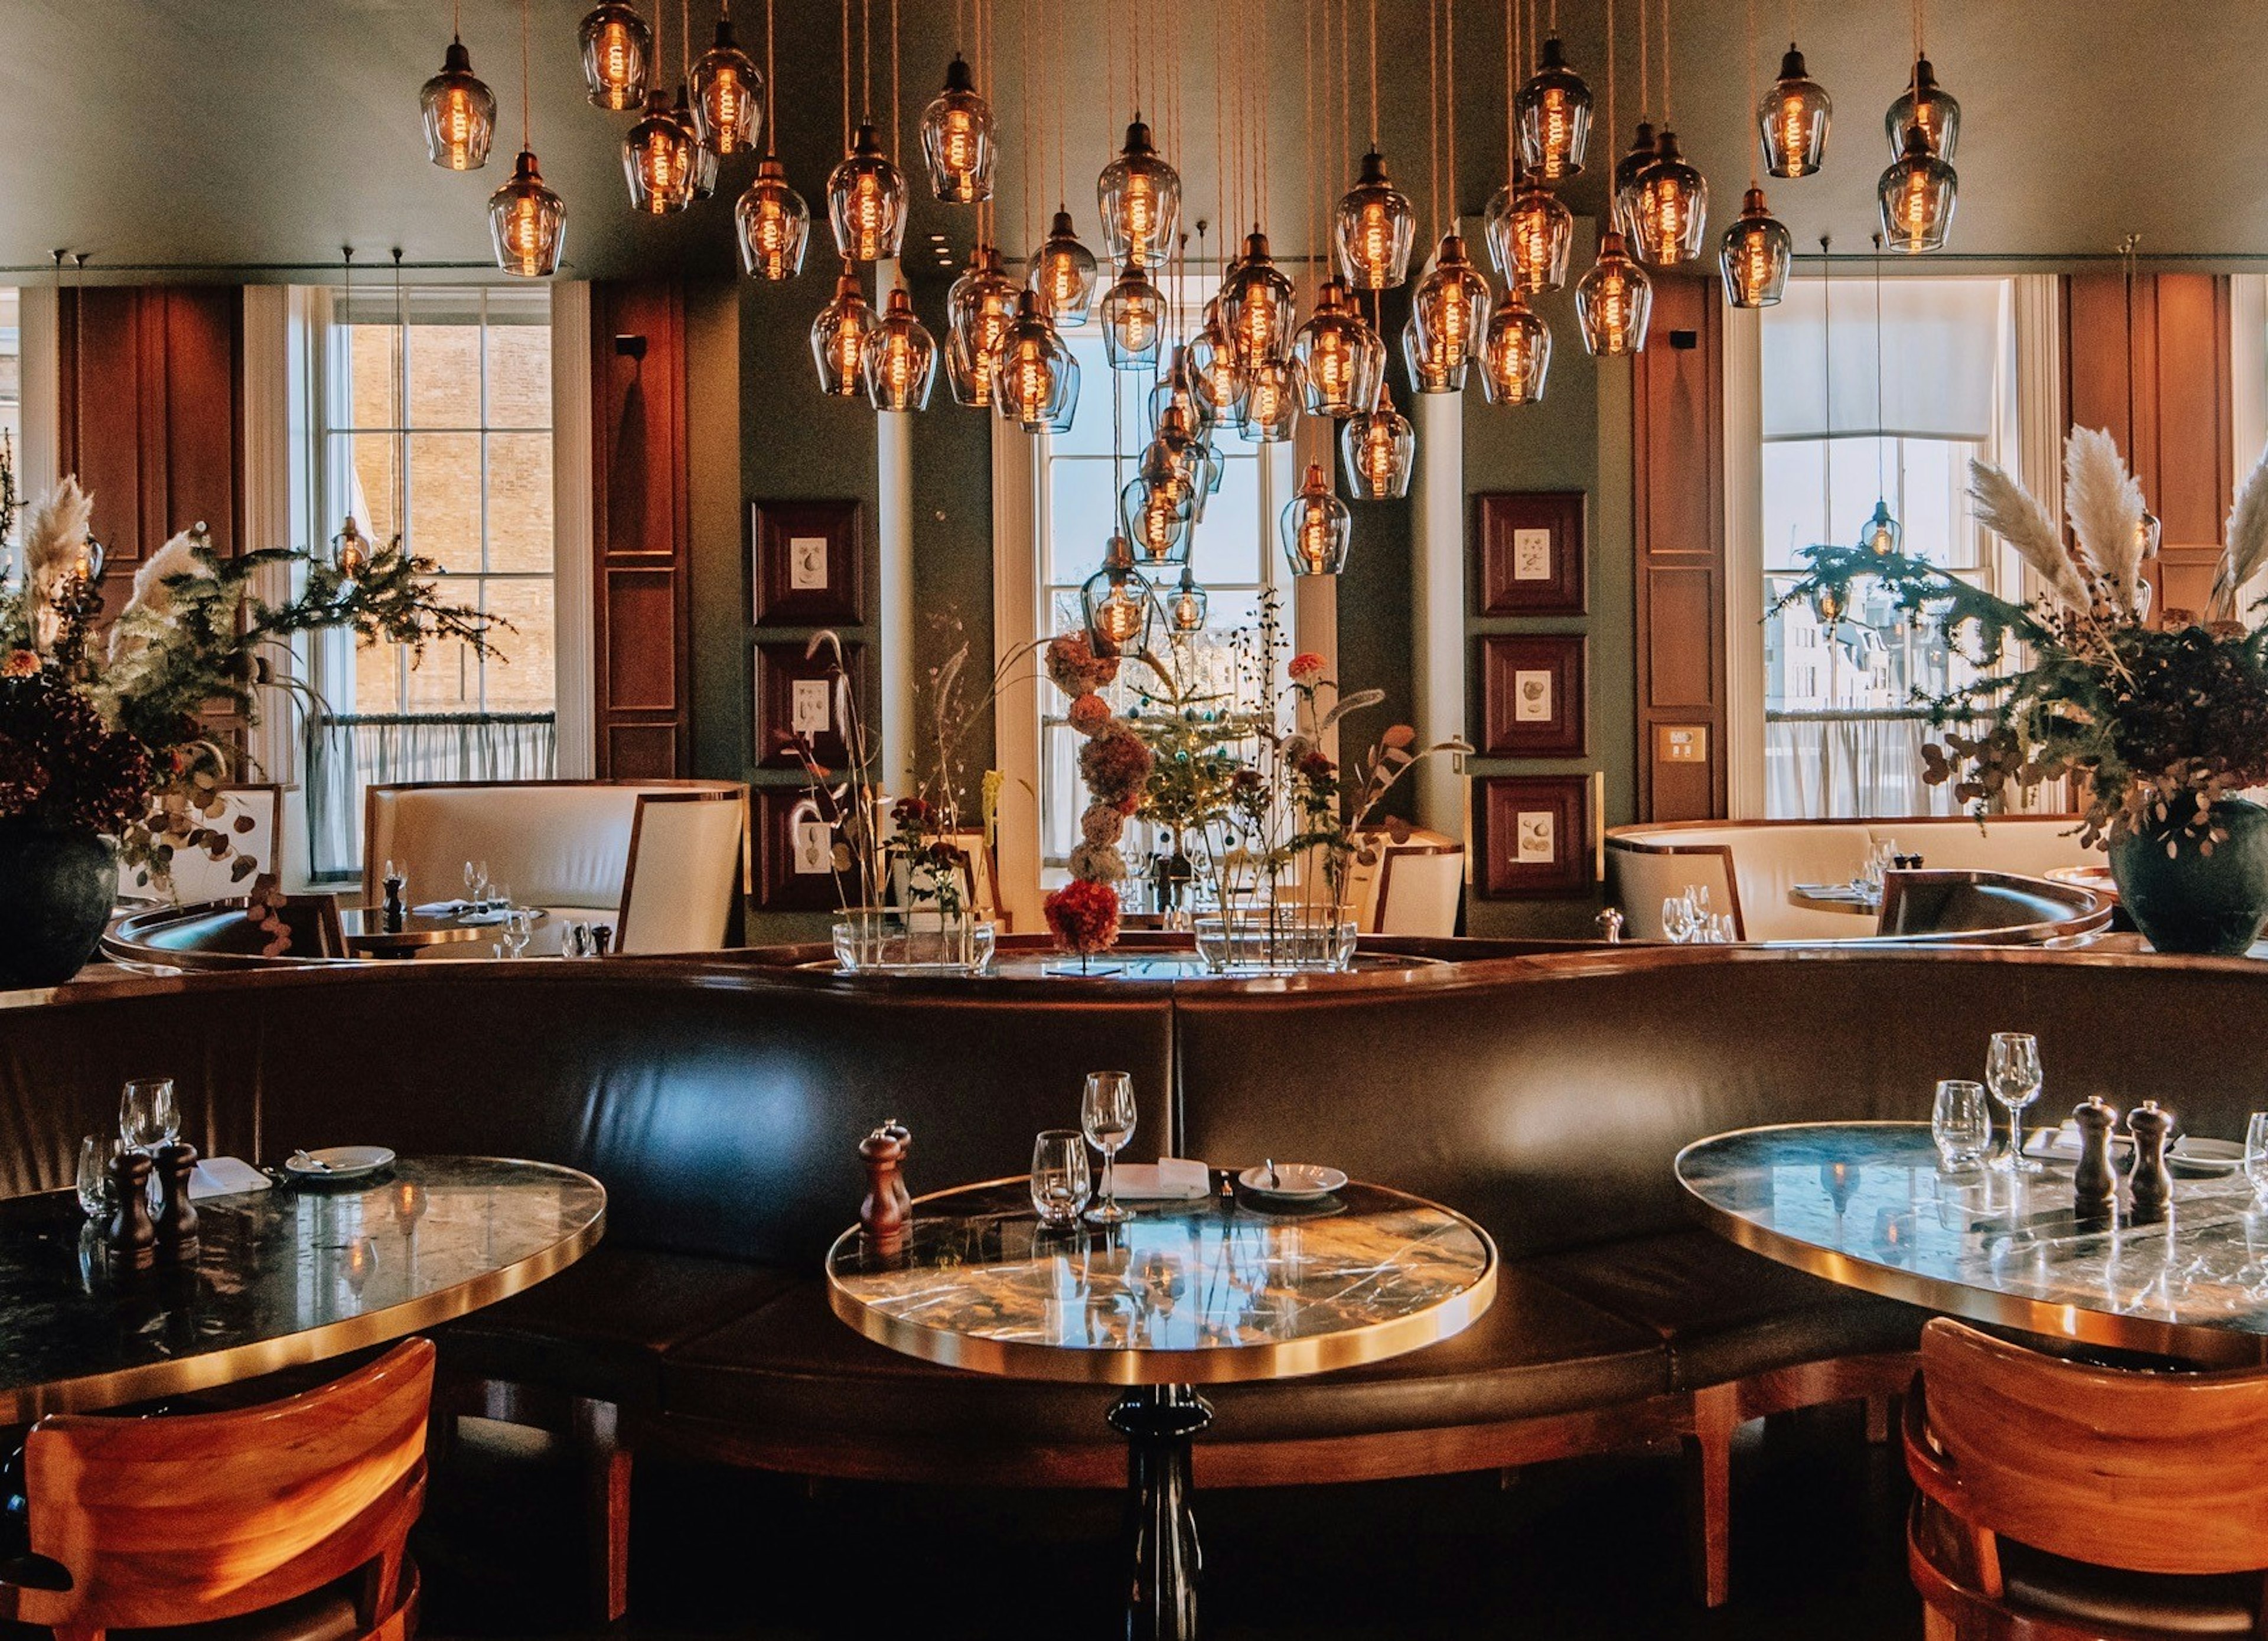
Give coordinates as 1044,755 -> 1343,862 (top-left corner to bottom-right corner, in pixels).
363,780 -> 748,951
615,790 -> 751,953
1605,816 -> 2093,942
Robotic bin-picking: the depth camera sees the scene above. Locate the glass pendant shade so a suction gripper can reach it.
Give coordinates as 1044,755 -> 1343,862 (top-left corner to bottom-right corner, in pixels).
1575,229 -> 1653,356
1042,349 -> 1082,435
1223,232 -> 1297,366
1760,46 -> 1830,178
1120,480 -> 1192,565
1293,279 -> 1385,418
331,515 -> 374,579
1168,569 -> 1208,634
1139,408 -> 1203,491
1149,348 -> 1220,441
1409,233 -> 1493,386
1515,37 -> 1594,181
920,54 -> 995,203
1886,57 -> 1960,159
1029,209 -> 1100,322
1235,359 -> 1299,443
1334,149 -> 1419,291
1859,499 -> 1901,556
624,89 -> 695,213
946,244 -> 1020,406
422,39 -> 496,170
489,151 -> 568,276
1402,313 -> 1464,393
827,124 -> 908,261
735,157 -> 811,279
1494,179 -> 1575,293
1281,464 -> 1353,577
580,1 -> 651,109
810,265 -> 875,396
1189,311 -> 1247,416
1081,537 -> 1155,657
1612,121 -> 1658,240
1719,187 -> 1793,308
1479,293 -> 1552,405
1812,585 -> 1846,625
1631,131 -> 1710,268
1100,259 -> 1165,372
1341,397 -> 1415,500
692,15 -> 762,154
990,291 -> 1074,430
1879,127 -> 1957,253
673,87 -> 719,200
1097,119 -> 1182,265
862,285 -> 939,412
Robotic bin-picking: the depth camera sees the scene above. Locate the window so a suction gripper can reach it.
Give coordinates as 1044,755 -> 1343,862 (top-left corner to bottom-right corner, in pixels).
0,288 -> 19,543
302,286 -> 558,878
1757,276 -> 2016,817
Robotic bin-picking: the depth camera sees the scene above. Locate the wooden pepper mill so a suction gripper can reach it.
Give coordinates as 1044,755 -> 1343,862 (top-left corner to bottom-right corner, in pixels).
2127,1100 -> 2175,1223
104,1151 -> 157,1272
153,1142 -> 200,1264
2070,1098 -> 2118,1222
881,1118 -> 913,1225
859,1123 -> 911,1258
382,870 -> 407,933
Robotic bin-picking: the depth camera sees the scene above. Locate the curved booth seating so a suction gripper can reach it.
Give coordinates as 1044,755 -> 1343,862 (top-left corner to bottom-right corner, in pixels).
10,948 -> 2268,1614
1606,816 -> 2094,940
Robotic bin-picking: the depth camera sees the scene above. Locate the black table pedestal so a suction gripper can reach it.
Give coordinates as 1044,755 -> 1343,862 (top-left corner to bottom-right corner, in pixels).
1109,1383 -> 1213,1641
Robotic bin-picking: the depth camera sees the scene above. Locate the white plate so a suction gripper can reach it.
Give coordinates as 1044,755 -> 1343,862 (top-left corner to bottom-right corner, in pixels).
1237,1163 -> 1348,1201
284,1145 -> 398,1182
2174,1138 -> 2244,1176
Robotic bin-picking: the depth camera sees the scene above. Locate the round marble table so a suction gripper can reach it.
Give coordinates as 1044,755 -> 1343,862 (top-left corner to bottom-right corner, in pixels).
827,1176 -> 1495,1638
1677,1121 -> 2268,1366
0,1155 -> 606,1420
1787,884 -> 1879,916
338,907 -> 550,959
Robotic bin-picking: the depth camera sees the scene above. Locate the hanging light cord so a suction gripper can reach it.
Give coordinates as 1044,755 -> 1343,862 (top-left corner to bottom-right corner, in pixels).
1820,235 -> 1833,441
1503,0 -> 1516,185
1744,0 -> 1758,187
1873,232 -> 1887,497
889,0 -> 900,172
1426,0 -> 1439,241
763,0 -> 777,155
1367,0 -> 1380,149
519,0 -> 532,150
1636,0 -> 1648,124
1055,0 -> 1069,213
1660,0 -> 1672,128
839,0 -> 850,151
1603,0 -> 1616,191
860,0 -> 871,123
1912,0 -> 1924,61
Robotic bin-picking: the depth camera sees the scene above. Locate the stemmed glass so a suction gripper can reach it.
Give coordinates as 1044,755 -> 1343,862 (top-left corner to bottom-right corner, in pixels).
498,909 -> 535,959
1985,1033 -> 2044,1173
1081,1072 -> 1138,1225
1031,1130 -> 1093,1228
463,859 -> 490,912
119,1077 -> 178,1156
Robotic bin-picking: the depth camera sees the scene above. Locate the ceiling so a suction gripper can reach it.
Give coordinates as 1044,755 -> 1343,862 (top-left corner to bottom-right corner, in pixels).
0,1 -> 2258,285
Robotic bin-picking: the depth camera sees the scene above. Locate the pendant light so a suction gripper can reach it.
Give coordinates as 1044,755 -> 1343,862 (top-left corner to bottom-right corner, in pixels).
1081,534 -> 1155,657
946,243 -> 1019,406
1281,464 -> 1353,577
811,261 -> 875,396
1480,289 -> 1551,405
1097,118 -> 1181,265
1294,278 -> 1386,418
625,4 -> 693,215
421,1 -> 496,170
490,0 -> 567,276
1101,260 -> 1165,372
692,0 -> 762,154
1858,234 -> 1901,555
1886,60 -> 1959,160
1516,36 -> 1594,181
1041,350 -> 1082,435
1336,151 -> 1418,292
1188,298 -> 1246,416
992,291 -> 1077,431
1030,211 -> 1100,321
1612,120 -> 1657,240
1488,181 -> 1574,294
1223,232 -> 1296,366
828,124 -> 905,259
1629,2 -> 1706,268
1149,348 -> 1220,441
1879,126 -> 1956,253
1760,45 -> 1829,178
580,0 -> 651,109
735,0 -> 809,279
1409,239 -> 1491,389
1576,0 -> 1649,354
1341,382 -> 1415,500
1168,565 -> 1209,634
1719,1 -> 1791,309
1236,359 -> 1300,444
1140,404 -> 1205,491
1122,478 -> 1193,565
862,282 -> 937,411
920,55 -> 994,202
673,80 -> 720,201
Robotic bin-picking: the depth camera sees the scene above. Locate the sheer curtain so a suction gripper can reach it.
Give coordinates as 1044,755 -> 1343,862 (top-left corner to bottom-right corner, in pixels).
304,713 -> 556,880
1765,712 -> 2068,819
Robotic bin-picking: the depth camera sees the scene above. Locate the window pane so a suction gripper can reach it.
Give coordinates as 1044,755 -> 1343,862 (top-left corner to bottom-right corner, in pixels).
483,315 -> 552,428
1191,457 -> 1263,586
1760,440 -> 1825,569
347,432 -> 401,542
485,432 -> 553,572
407,323 -> 482,427
353,640 -> 401,714
402,633 -> 481,712
1048,457 -> 1119,584
478,578 -> 556,711
347,323 -> 400,429
406,432 -> 483,571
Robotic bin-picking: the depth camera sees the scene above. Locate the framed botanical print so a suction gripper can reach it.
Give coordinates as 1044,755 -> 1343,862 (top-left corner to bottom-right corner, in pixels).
1477,773 -> 1598,898
751,499 -> 863,626
1476,491 -> 1586,616
1479,633 -> 1587,758
754,787 -> 855,911
754,639 -> 860,769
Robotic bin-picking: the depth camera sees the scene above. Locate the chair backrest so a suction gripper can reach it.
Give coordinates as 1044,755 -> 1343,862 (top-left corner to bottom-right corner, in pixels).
14,1337 -> 435,1630
1605,839 -> 1749,939
1371,844 -> 1465,936
120,784 -> 284,906
615,790 -> 750,954
1918,1317 -> 2268,1575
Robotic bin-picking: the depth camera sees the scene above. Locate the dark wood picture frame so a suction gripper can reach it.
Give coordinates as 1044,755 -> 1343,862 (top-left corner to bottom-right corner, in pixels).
1478,773 -> 1597,899
754,639 -> 861,769
1479,633 -> 1588,758
751,499 -> 863,626
1476,491 -> 1586,616
755,787 -> 856,911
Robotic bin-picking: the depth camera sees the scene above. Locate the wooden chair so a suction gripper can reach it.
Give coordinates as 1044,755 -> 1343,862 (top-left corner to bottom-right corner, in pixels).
1905,1316 -> 2268,1639
0,1337 -> 436,1641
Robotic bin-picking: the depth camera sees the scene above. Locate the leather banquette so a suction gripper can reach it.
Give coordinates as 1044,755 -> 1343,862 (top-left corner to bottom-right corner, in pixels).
9,946 -> 2267,1610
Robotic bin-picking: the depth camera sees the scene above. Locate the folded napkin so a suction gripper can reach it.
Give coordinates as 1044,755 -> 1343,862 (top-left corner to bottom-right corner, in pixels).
188,1156 -> 275,1200
1109,1159 -> 1214,1200
412,899 -> 470,917
2026,1121 -> 2135,1160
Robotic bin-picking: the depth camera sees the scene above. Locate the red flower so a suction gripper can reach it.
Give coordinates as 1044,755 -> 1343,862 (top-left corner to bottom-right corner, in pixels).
1298,751 -> 1338,784
1288,652 -> 1327,685
1044,877 -> 1122,955
1078,722 -> 1154,806
1046,633 -> 1120,698
890,796 -> 932,829
0,652 -> 37,679
1067,692 -> 1113,737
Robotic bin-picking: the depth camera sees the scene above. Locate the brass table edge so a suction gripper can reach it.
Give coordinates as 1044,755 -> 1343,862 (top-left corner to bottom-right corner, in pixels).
825,1179 -> 1500,1386
1675,1121 -> 2268,1369
0,1165 -> 608,1421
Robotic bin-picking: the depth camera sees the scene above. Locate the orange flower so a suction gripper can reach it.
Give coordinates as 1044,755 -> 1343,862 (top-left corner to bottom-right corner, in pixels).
1288,652 -> 1327,685
0,652 -> 37,678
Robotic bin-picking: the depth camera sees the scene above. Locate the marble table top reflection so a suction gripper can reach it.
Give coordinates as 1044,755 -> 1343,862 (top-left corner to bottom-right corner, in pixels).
827,1178 -> 1497,1385
0,1155 -> 605,1419
1678,1122 -> 2268,1365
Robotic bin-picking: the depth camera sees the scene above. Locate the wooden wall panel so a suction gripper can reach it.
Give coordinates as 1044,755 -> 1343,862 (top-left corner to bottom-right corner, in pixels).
2064,271 -> 2233,620
1631,275 -> 1728,822
591,280 -> 692,777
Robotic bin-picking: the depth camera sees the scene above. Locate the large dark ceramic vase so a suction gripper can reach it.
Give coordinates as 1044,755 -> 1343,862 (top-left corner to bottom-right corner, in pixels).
2108,795 -> 2268,956
0,822 -> 118,988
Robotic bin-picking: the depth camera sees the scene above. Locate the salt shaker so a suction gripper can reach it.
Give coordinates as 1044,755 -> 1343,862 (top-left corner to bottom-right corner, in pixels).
104,1151 -> 157,1271
153,1141 -> 200,1262
2127,1100 -> 2175,1223
382,867 -> 407,933
859,1124 -> 910,1257
2070,1098 -> 2117,1221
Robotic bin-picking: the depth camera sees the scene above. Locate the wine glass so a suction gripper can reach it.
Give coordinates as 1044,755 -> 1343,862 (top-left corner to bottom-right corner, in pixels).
2246,1113 -> 2268,1204
119,1077 -> 178,1156
1687,884 -> 1712,919
503,908 -> 535,959
1080,1072 -> 1138,1225
1933,1080 -> 1990,1171
1985,1033 -> 2044,1173
1661,897 -> 1692,943
76,1134 -> 120,1217
1030,1129 -> 1092,1228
